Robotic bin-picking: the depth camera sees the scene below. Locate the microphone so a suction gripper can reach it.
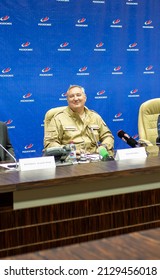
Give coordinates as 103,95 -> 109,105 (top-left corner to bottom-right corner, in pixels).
98,145 -> 114,161
117,130 -> 139,148
89,126 -> 101,160
0,143 -> 18,169
156,114 -> 160,145
89,126 -> 99,148
98,145 -> 109,160
89,126 -> 114,161
156,137 -> 160,146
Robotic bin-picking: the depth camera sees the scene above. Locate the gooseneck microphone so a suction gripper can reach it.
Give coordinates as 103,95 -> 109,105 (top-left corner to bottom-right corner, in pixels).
156,136 -> 160,146
89,126 -> 114,160
98,145 -> 109,160
0,144 -> 18,169
89,127 -> 99,148
89,126 -> 101,160
117,130 -> 139,148
156,114 -> 160,145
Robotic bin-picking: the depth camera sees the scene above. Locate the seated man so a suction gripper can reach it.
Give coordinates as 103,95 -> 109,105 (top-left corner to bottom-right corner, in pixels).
44,85 -> 114,156
0,121 -> 15,162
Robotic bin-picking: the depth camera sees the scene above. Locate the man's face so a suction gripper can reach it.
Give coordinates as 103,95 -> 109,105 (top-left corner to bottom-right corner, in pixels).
67,87 -> 86,112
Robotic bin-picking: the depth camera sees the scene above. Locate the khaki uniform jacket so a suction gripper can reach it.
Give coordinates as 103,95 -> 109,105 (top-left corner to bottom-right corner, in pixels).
44,106 -> 114,155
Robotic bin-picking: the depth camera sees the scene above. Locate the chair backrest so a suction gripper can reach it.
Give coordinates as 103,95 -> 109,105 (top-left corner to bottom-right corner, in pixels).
138,98 -> 160,145
44,106 -> 67,131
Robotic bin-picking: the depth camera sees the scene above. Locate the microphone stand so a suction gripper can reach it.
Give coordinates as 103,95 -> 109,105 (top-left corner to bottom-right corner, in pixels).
0,144 -> 18,169
89,127 -> 101,160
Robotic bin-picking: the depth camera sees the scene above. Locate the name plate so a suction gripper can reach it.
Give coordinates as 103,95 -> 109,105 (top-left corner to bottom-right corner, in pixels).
115,147 -> 147,161
19,156 -> 56,171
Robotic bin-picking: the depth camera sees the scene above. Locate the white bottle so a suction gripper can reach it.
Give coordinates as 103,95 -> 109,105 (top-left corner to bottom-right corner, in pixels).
69,141 -> 77,162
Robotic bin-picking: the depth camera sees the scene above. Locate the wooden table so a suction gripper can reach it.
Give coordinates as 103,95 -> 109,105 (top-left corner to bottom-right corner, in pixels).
3,227 -> 160,260
1,156 -> 160,258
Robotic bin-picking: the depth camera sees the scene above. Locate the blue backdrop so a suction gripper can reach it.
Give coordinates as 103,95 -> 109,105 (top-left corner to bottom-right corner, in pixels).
0,0 -> 159,159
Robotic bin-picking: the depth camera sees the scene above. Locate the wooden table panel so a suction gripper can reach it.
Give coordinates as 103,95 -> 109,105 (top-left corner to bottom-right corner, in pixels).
0,157 -> 160,258
3,227 -> 160,260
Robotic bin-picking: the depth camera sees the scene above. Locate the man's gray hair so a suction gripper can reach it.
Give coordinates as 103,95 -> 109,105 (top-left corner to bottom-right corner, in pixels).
67,85 -> 85,94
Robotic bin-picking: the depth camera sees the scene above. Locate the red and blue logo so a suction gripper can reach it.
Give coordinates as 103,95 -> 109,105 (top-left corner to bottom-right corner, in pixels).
130,89 -> 138,94
60,42 -> 69,48
77,18 -> 86,24
129,42 -> 137,48
2,67 -> 11,73
40,17 -> 49,22
23,93 -> 32,98
79,66 -> 87,72
42,67 -> 51,73
97,90 -> 105,96
21,42 -> 30,48
96,42 -> 104,48
144,20 -> 152,25
133,134 -> 139,140
5,119 -> 13,125
61,92 -> 67,97
114,66 -> 121,71
145,65 -> 153,71
112,19 -> 120,25
0,15 -> 9,21
115,113 -> 122,118
24,144 -> 34,150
